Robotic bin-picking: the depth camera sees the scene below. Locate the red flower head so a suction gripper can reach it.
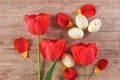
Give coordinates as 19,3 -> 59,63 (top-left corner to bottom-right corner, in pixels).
71,42 -> 97,65
62,67 -> 77,80
56,12 -> 73,27
25,13 -> 49,35
40,39 -> 66,61
14,37 -> 29,57
76,4 -> 96,17
94,59 -> 108,73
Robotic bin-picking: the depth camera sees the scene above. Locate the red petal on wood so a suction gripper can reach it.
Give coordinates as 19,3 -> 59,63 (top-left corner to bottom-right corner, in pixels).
80,4 -> 96,17
14,37 -> 29,53
56,12 -> 71,27
96,59 -> 108,70
62,67 -> 77,80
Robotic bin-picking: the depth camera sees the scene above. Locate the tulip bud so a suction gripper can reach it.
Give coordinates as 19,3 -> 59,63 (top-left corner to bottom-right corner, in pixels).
75,14 -> 88,29
62,53 -> 75,67
68,28 -> 84,39
88,19 -> 101,33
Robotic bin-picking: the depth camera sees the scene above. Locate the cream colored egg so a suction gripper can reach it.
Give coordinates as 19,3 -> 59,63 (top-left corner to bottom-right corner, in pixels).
68,28 -> 84,39
62,53 -> 75,67
88,19 -> 102,33
75,14 -> 88,29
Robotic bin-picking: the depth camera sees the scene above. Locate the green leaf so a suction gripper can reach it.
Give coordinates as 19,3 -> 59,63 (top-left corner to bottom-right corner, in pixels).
45,59 -> 57,80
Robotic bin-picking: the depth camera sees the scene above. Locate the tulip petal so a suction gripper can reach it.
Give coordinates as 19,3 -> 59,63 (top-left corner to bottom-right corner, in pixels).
14,37 -> 29,57
35,13 -> 49,34
94,66 -> 101,73
21,50 -> 28,58
62,67 -> 77,80
25,14 -> 36,23
94,59 -> 108,73
67,21 -> 73,27
79,4 -> 96,17
62,64 -> 67,71
27,19 -> 36,35
56,12 -> 72,27
76,9 -> 81,14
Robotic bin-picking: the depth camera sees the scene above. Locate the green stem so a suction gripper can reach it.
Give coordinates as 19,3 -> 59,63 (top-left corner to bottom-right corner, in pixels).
50,62 -> 52,80
37,35 -> 40,80
82,65 -> 87,80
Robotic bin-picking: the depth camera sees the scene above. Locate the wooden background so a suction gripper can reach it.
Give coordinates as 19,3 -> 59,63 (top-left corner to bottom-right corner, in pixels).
0,0 -> 120,80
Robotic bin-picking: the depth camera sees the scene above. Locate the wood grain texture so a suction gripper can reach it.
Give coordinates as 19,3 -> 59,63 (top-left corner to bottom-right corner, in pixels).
0,0 -> 120,80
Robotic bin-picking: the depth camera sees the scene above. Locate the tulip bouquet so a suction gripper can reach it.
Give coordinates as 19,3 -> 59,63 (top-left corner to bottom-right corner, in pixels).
13,3 -> 108,80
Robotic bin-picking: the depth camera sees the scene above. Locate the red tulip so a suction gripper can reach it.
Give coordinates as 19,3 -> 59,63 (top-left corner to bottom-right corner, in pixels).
76,4 -> 96,17
94,59 -> 108,73
71,42 -> 97,65
14,37 -> 29,57
40,39 -> 66,61
62,67 -> 77,80
25,13 -> 49,35
56,12 -> 73,27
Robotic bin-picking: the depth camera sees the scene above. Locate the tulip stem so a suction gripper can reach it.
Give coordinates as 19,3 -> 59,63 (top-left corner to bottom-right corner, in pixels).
82,65 -> 86,80
37,35 -> 41,80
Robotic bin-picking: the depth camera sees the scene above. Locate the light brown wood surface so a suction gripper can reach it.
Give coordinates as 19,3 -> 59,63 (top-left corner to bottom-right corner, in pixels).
0,0 -> 120,80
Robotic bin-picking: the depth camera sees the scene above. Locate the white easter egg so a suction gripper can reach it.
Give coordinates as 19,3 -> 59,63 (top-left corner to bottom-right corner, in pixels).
75,14 -> 88,29
88,19 -> 102,33
68,28 -> 84,39
62,53 -> 75,67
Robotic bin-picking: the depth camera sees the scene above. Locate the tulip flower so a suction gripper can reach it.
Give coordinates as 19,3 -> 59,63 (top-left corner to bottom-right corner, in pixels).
25,13 -> 49,35
40,39 -> 66,61
14,37 -> 29,58
40,39 -> 66,80
76,4 -> 96,17
56,12 -> 73,27
71,42 -> 97,80
62,67 -> 77,80
24,13 -> 49,80
62,53 -> 75,67
94,59 -> 108,73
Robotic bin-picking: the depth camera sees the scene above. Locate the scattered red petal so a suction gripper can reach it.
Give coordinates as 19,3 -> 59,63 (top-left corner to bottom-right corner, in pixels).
97,59 -> 108,70
56,12 -> 71,27
80,4 -> 96,17
62,67 -> 77,80
14,37 -> 29,53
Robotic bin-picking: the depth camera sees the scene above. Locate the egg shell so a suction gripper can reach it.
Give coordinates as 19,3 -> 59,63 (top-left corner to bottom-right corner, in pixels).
75,14 -> 88,29
68,28 -> 84,39
62,53 -> 75,67
88,19 -> 102,33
